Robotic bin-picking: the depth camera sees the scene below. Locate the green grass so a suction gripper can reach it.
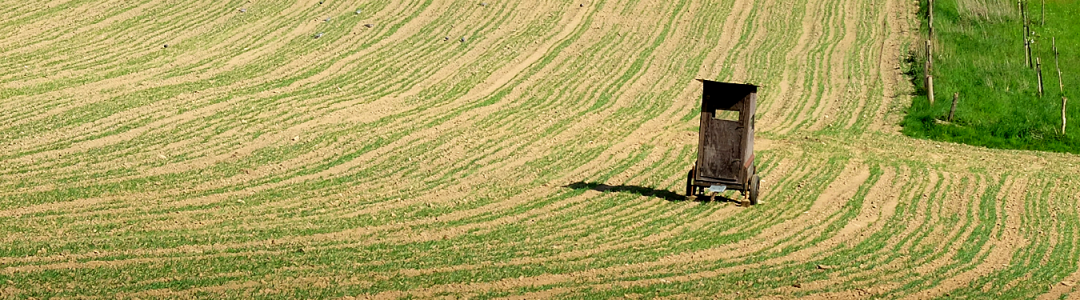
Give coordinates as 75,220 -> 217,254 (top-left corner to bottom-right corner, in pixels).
902,0 -> 1080,153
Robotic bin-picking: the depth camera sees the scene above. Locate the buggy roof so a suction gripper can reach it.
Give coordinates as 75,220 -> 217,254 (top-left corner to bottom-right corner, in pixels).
697,79 -> 757,112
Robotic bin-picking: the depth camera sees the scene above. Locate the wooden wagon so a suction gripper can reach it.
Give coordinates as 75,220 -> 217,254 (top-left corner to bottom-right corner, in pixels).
685,79 -> 760,205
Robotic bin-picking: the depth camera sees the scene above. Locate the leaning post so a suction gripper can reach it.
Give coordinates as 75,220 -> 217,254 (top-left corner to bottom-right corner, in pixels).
1064,97 -> 1069,134
928,0 -> 934,39
1037,57 -> 1044,97
1055,37 -> 1063,93
926,40 -> 934,105
1021,1 -> 1028,66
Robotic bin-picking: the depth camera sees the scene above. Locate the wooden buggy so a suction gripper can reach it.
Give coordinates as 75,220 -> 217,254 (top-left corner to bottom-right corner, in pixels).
685,80 -> 760,205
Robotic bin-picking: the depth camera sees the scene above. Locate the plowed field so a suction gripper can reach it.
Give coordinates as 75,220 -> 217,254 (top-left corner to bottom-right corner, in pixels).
2,0 -> 1079,298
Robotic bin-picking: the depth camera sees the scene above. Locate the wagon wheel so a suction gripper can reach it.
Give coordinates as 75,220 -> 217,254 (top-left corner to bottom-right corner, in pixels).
748,174 -> 760,205
685,167 -> 696,201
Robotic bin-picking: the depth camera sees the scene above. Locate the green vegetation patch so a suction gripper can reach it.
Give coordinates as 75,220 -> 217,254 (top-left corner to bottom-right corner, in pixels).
902,0 -> 1080,153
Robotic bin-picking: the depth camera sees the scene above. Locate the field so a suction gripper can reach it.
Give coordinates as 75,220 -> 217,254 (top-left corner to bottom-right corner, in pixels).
2,0 -> 1080,298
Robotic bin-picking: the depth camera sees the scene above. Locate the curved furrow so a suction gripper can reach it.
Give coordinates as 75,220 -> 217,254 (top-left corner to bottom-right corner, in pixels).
5,0 -> 1080,298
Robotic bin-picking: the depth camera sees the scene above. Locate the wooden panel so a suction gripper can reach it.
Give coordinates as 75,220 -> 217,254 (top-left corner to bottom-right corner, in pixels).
699,118 -> 741,181
741,93 -> 756,172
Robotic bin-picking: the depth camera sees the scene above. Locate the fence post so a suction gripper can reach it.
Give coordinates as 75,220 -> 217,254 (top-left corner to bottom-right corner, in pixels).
928,76 -> 935,105
1055,37 -> 1063,93
926,40 -> 935,105
1021,1 -> 1028,66
1024,3 -> 1034,68
926,40 -> 933,73
928,0 -> 934,39
1018,0 -> 1024,19
1027,39 -> 1034,68
949,93 -> 958,122
1058,39 -> 1068,135
1023,0 -> 1029,29
1037,57 -> 1044,97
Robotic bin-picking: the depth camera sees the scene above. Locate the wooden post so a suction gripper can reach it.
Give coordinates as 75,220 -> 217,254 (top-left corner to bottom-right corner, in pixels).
926,39 -> 934,105
1041,0 -> 1045,27
1023,1 -> 1029,29
924,0 -> 935,107
1018,0 -> 1023,19
926,40 -> 933,73
928,0 -> 934,39
949,92 -> 958,122
1058,39 -> 1068,135
1022,0 -> 1028,30
928,76 -> 935,105
1037,57 -> 1044,97
1026,39 -> 1034,68
1022,32 -> 1026,67
1055,37 -> 1063,93
1021,1 -> 1028,66
1024,4 -> 1033,68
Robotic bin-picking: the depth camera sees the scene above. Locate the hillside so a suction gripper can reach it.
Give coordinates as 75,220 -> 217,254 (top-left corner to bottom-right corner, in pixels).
903,0 -> 1080,153
2,0 -> 1080,298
